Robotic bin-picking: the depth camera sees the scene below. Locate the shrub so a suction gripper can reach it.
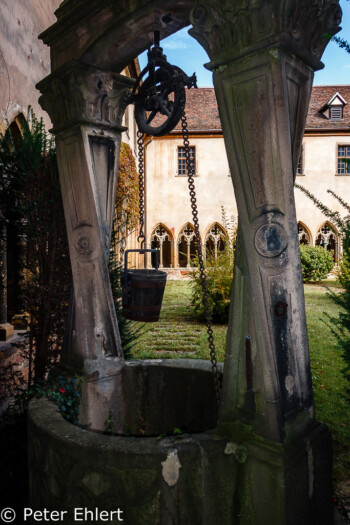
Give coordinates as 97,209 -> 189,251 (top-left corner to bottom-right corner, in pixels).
191,209 -> 236,324
295,184 -> 350,360
191,246 -> 234,323
0,110 -> 71,383
109,141 -> 145,358
299,244 -> 334,282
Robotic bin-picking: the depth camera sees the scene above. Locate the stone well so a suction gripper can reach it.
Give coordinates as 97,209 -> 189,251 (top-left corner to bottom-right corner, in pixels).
28,358 -> 333,525
28,360 -> 236,525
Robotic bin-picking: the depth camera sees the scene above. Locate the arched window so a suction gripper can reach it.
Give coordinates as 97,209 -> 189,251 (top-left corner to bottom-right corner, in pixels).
205,223 -> 227,259
315,223 -> 338,261
178,223 -> 198,268
150,224 -> 173,268
4,114 -> 27,317
6,113 -> 26,147
297,223 -> 310,245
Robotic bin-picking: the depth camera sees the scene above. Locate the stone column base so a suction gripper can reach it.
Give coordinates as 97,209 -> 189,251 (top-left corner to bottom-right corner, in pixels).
224,418 -> 334,525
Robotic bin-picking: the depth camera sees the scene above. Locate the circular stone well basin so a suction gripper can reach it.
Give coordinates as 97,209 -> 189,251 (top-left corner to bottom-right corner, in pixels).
103,358 -> 222,436
28,360 -> 237,525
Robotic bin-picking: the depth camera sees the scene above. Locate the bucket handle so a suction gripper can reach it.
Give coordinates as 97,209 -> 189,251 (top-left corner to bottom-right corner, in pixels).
124,249 -> 159,283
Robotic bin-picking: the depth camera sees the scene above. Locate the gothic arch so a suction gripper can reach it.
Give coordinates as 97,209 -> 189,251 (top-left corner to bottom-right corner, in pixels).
6,112 -> 26,146
177,222 -> 200,268
204,222 -> 228,259
297,221 -> 312,245
315,221 -> 339,261
150,223 -> 173,268
4,113 -> 28,317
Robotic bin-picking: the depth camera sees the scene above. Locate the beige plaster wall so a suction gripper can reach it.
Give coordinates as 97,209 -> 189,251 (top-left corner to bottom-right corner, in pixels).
145,132 -> 350,267
145,135 -> 237,266
0,0 -> 61,132
295,134 -> 350,247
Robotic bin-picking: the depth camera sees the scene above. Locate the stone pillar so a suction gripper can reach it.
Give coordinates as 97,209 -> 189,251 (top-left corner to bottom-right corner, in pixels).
37,61 -> 135,430
0,212 -> 14,341
190,2 -> 341,524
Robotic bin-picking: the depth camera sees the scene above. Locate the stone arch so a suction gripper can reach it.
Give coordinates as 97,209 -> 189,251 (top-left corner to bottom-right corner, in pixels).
177,222 -> 199,268
4,113 -> 28,318
36,5 -> 340,515
150,223 -> 173,268
6,112 -> 26,146
315,221 -> 339,261
45,2 -> 194,72
204,222 -> 228,259
297,221 -> 312,245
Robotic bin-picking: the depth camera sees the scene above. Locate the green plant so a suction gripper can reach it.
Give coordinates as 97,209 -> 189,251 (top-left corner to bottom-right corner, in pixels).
104,410 -> 114,435
45,375 -> 82,425
109,142 -> 146,358
0,374 -> 83,426
191,247 -> 235,323
0,109 -> 71,383
299,244 -> 334,282
191,209 -> 236,324
295,184 -> 350,367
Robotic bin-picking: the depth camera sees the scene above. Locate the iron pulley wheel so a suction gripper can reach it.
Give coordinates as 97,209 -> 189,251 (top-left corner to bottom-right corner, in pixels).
133,59 -> 186,137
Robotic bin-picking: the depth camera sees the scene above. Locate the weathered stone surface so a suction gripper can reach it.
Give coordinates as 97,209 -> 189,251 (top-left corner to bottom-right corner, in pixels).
79,359 -> 221,434
0,0 -> 61,133
190,0 -> 341,447
0,322 -> 14,341
28,391 -> 333,525
39,0 -> 195,72
37,64 -> 135,363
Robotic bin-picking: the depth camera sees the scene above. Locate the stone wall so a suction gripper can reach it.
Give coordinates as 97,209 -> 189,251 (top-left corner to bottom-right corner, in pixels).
0,0 -> 62,132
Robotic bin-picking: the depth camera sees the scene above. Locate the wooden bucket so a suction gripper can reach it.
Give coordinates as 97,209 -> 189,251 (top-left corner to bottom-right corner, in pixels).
122,249 -> 167,322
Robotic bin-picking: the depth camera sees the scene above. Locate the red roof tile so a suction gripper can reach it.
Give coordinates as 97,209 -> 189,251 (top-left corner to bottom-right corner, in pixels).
173,88 -> 221,132
168,85 -> 350,133
305,85 -> 350,130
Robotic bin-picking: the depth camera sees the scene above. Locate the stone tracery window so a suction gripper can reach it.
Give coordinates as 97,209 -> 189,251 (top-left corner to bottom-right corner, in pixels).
297,223 -> 310,245
205,223 -> 227,259
178,223 -> 198,268
150,224 -> 172,268
315,223 -> 338,260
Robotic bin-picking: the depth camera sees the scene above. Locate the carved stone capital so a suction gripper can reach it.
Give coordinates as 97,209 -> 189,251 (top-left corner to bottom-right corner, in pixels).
37,60 -> 135,134
190,0 -> 342,71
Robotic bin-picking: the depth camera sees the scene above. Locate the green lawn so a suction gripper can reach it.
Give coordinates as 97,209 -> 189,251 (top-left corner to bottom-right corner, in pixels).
304,282 -> 350,507
129,279 -> 350,507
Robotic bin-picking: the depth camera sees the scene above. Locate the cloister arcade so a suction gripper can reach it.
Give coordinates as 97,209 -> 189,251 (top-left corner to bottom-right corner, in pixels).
315,221 -> 340,260
149,222 -> 229,269
298,221 -> 340,261
149,220 -> 340,270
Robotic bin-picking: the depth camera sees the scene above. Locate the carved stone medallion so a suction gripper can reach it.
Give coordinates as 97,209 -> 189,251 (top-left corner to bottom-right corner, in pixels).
254,223 -> 287,258
73,226 -> 97,258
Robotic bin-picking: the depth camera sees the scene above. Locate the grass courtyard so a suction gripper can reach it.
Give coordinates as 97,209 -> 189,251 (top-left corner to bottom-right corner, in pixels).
130,279 -> 350,512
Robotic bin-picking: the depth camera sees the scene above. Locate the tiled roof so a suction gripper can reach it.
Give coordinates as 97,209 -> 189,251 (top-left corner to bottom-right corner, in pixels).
172,88 -> 222,131
169,85 -> 350,133
306,85 -> 350,129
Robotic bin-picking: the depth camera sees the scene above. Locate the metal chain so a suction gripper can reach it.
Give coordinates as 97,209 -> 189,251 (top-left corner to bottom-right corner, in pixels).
137,131 -> 145,248
181,112 -> 222,405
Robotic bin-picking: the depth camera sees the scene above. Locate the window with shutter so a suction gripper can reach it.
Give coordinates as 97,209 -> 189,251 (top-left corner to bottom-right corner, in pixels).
330,106 -> 343,121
